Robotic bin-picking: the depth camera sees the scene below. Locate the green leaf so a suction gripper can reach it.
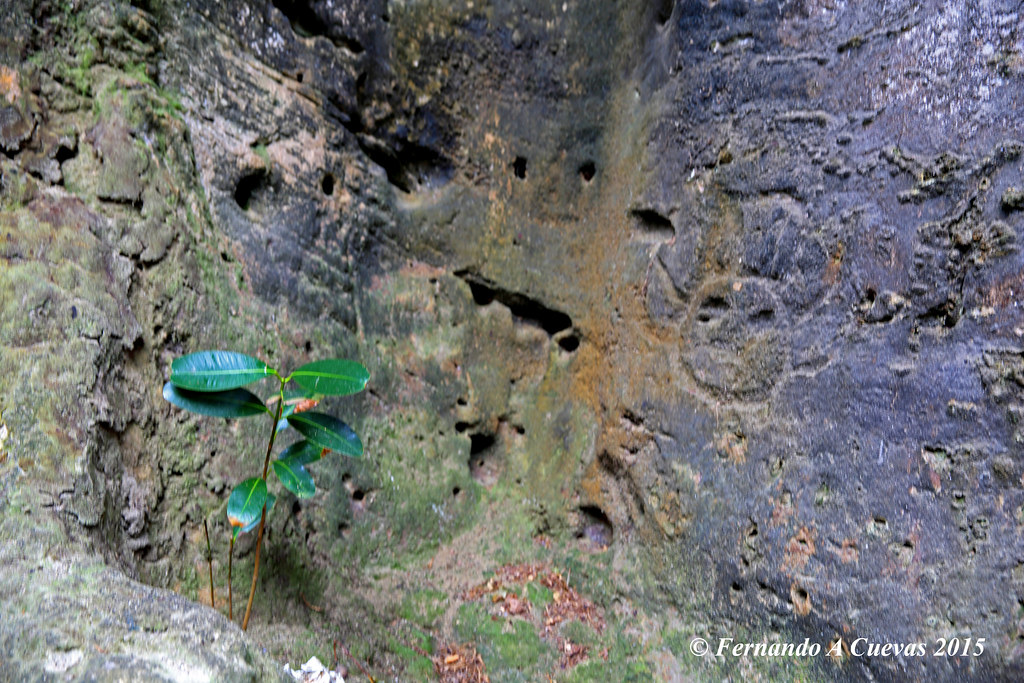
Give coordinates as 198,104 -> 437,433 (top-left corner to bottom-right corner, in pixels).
287,412 -> 362,457
163,383 -> 269,418
273,440 -> 323,498
227,478 -> 266,539
289,359 -> 369,396
170,351 -> 272,392
277,439 -> 324,467
237,493 -> 275,537
273,459 -> 316,499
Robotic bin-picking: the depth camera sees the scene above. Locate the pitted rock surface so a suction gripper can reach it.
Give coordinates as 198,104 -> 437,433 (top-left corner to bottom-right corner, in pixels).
2,0 -> 1023,680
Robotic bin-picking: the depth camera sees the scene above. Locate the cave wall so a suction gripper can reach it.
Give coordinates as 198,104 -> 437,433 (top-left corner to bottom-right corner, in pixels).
1,0 -> 1023,680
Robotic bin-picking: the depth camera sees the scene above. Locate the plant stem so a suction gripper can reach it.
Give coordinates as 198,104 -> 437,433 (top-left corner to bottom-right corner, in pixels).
241,507 -> 266,632
204,519 -> 214,609
241,381 -> 285,631
228,535 -> 234,620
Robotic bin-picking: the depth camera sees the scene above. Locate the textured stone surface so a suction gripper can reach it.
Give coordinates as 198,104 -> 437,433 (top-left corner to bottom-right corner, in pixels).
2,0 -> 1023,680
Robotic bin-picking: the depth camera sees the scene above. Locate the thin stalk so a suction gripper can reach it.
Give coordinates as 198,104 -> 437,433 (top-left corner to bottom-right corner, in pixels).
241,507 -> 266,631
204,519 -> 214,609
242,381 -> 286,631
228,535 -> 234,620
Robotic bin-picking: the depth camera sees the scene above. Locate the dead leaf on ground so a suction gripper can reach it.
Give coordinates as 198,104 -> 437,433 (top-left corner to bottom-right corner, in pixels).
539,571 -> 605,634
493,591 -> 531,617
459,564 -> 607,675
558,639 -> 588,669
434,643 -> 489,683
464,562 -> 547,600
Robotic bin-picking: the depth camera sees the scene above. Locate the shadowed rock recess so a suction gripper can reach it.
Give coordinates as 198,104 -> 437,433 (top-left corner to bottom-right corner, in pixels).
1,0 -> 1023,680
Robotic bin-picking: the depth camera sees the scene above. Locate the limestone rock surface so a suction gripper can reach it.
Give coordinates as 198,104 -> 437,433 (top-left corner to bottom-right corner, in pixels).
1,0 -> 1023,681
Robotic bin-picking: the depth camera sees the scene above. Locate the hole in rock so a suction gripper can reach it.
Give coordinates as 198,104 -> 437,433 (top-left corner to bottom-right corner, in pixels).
577,505 -> 613,549
296,71 -> 304,83
655,0 -> 674,24
696,295 -> 729,322
469,432 -> 496,456
468,431 -> 501,487
701,295 -> 729,310
55,144 -> 77,163
454,271 -> 574,337
512,156 -> 527,179
234,170 -> 267,211
557,333 -> 580,353
321,173 -> 335,196
578,160 -> 596,182
355,134 -> 452,193
272,0 -> 328,37
630,208 -> 674,235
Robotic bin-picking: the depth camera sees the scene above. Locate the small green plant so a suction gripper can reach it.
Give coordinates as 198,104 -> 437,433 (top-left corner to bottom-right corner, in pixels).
163,350 -> 368,630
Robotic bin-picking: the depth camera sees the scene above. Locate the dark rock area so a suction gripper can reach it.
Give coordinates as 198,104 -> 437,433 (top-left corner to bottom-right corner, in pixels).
1,0 -> 1023,680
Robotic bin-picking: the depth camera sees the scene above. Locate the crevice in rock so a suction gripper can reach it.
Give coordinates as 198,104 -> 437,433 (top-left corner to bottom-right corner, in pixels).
655,0 -> 674,25
454,270 -> 579,351
353,132 -> 453,193
469,432 -> 495,456
630,207 -> 674,240
917,301 -> 959,328
576,504 -> 613,549
467,430 -> 500,487
695,294 -> 729,322
98,194 -> 144,211
272,0 -> 328,37
325,63 -> 454,194
54,142 -> 77,163
271,0 -> 365,53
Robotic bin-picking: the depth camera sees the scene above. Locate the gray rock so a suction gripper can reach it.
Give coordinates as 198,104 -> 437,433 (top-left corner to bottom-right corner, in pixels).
4,0 -> 1024,680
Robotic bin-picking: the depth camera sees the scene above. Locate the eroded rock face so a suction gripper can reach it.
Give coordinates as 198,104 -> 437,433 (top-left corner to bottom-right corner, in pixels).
2,0 -> 1023,680
627,3 -> 1024,681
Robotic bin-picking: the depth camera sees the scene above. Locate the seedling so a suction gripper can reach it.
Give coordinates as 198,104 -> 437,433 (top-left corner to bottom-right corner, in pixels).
163,350 -> 368,630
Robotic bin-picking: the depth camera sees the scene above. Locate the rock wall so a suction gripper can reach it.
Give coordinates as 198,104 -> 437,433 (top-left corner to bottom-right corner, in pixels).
1,0 -> 1023,680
